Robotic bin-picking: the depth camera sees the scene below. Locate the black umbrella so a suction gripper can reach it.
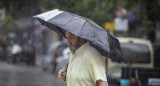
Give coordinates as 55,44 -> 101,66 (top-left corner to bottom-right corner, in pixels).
33,9 -> 125,63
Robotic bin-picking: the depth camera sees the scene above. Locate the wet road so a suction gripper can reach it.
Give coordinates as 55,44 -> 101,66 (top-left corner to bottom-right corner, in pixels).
0,61 -> 66,86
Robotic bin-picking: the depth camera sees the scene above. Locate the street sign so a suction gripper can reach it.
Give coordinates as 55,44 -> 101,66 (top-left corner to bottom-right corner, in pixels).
114,17 -> 128,31
105,22 -> 115,30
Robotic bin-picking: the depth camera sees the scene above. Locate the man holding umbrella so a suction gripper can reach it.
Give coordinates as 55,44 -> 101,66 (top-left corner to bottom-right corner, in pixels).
34,9 -> 125,86
58,31 -> 108,86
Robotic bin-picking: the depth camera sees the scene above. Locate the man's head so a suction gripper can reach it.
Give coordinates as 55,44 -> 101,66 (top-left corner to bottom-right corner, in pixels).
66,31 -> 86,53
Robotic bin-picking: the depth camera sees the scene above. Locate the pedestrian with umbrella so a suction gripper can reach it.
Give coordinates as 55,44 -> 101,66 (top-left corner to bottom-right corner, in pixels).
33,9 -> 125,86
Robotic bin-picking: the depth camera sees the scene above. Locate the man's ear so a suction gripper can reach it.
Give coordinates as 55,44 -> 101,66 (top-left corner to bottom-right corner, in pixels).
80,38 -> 84,42
79,38 -> 82,41
80,38 -> 87,44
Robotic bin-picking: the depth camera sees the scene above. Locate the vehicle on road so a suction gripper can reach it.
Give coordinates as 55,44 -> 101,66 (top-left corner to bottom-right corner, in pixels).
107,37 -> 157,86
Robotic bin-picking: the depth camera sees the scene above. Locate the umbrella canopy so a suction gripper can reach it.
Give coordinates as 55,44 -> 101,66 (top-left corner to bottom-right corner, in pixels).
33,9 -> 125,63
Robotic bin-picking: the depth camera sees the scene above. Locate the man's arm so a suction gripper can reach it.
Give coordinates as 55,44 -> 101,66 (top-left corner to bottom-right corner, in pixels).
96,80 -> 108,86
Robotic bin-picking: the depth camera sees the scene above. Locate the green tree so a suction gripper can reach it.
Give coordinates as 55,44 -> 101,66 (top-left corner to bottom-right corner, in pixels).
2,16 -> 18,34
38,0 -> 117,27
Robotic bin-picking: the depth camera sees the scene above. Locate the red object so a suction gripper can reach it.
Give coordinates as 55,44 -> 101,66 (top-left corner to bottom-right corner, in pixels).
131,77 -> 135,86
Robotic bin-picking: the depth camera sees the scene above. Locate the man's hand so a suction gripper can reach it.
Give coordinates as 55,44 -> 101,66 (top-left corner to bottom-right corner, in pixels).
96,80 -> 108,86
58,68 -> 67,81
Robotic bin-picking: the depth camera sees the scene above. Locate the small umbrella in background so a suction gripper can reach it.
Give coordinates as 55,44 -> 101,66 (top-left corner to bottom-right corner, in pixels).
33,9 -> 125,63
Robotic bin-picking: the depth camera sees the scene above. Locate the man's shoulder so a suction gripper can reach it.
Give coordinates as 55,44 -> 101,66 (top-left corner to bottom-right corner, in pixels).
85,45 -> 105,65
85,45 -> 102,58
85,45 -> 95,53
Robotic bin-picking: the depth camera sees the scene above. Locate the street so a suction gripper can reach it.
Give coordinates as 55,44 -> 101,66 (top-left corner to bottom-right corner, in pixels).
0,61 -> 66,86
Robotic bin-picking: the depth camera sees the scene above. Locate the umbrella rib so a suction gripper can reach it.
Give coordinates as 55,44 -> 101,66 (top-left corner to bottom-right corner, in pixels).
61,12 -> 74,26
76,20 -> 86,35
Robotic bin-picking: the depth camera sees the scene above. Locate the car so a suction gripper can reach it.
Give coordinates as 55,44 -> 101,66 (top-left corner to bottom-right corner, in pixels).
107,37 -> 154,86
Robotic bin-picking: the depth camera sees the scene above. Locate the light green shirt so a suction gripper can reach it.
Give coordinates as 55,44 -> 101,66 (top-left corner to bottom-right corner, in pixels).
66,42 -> 107,86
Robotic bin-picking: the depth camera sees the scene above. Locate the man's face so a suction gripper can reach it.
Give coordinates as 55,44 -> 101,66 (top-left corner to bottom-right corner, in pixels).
66,31 -> 80,53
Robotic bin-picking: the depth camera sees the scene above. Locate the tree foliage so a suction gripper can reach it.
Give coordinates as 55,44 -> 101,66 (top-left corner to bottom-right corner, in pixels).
2,16 -> 18,33
38,0 -> 117,27
0,0 -> 39,19
38,0 -> 159,30
0,0 -> 159,38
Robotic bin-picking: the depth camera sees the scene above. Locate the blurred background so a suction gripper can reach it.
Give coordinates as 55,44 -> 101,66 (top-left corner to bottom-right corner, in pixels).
0,0 -> 160,86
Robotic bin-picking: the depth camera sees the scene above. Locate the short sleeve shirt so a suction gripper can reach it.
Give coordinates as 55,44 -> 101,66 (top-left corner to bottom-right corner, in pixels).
66,42 -> 107,86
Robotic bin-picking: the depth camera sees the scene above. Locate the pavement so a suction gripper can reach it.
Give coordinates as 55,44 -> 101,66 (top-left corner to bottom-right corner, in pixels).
0,61 -> 66,86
